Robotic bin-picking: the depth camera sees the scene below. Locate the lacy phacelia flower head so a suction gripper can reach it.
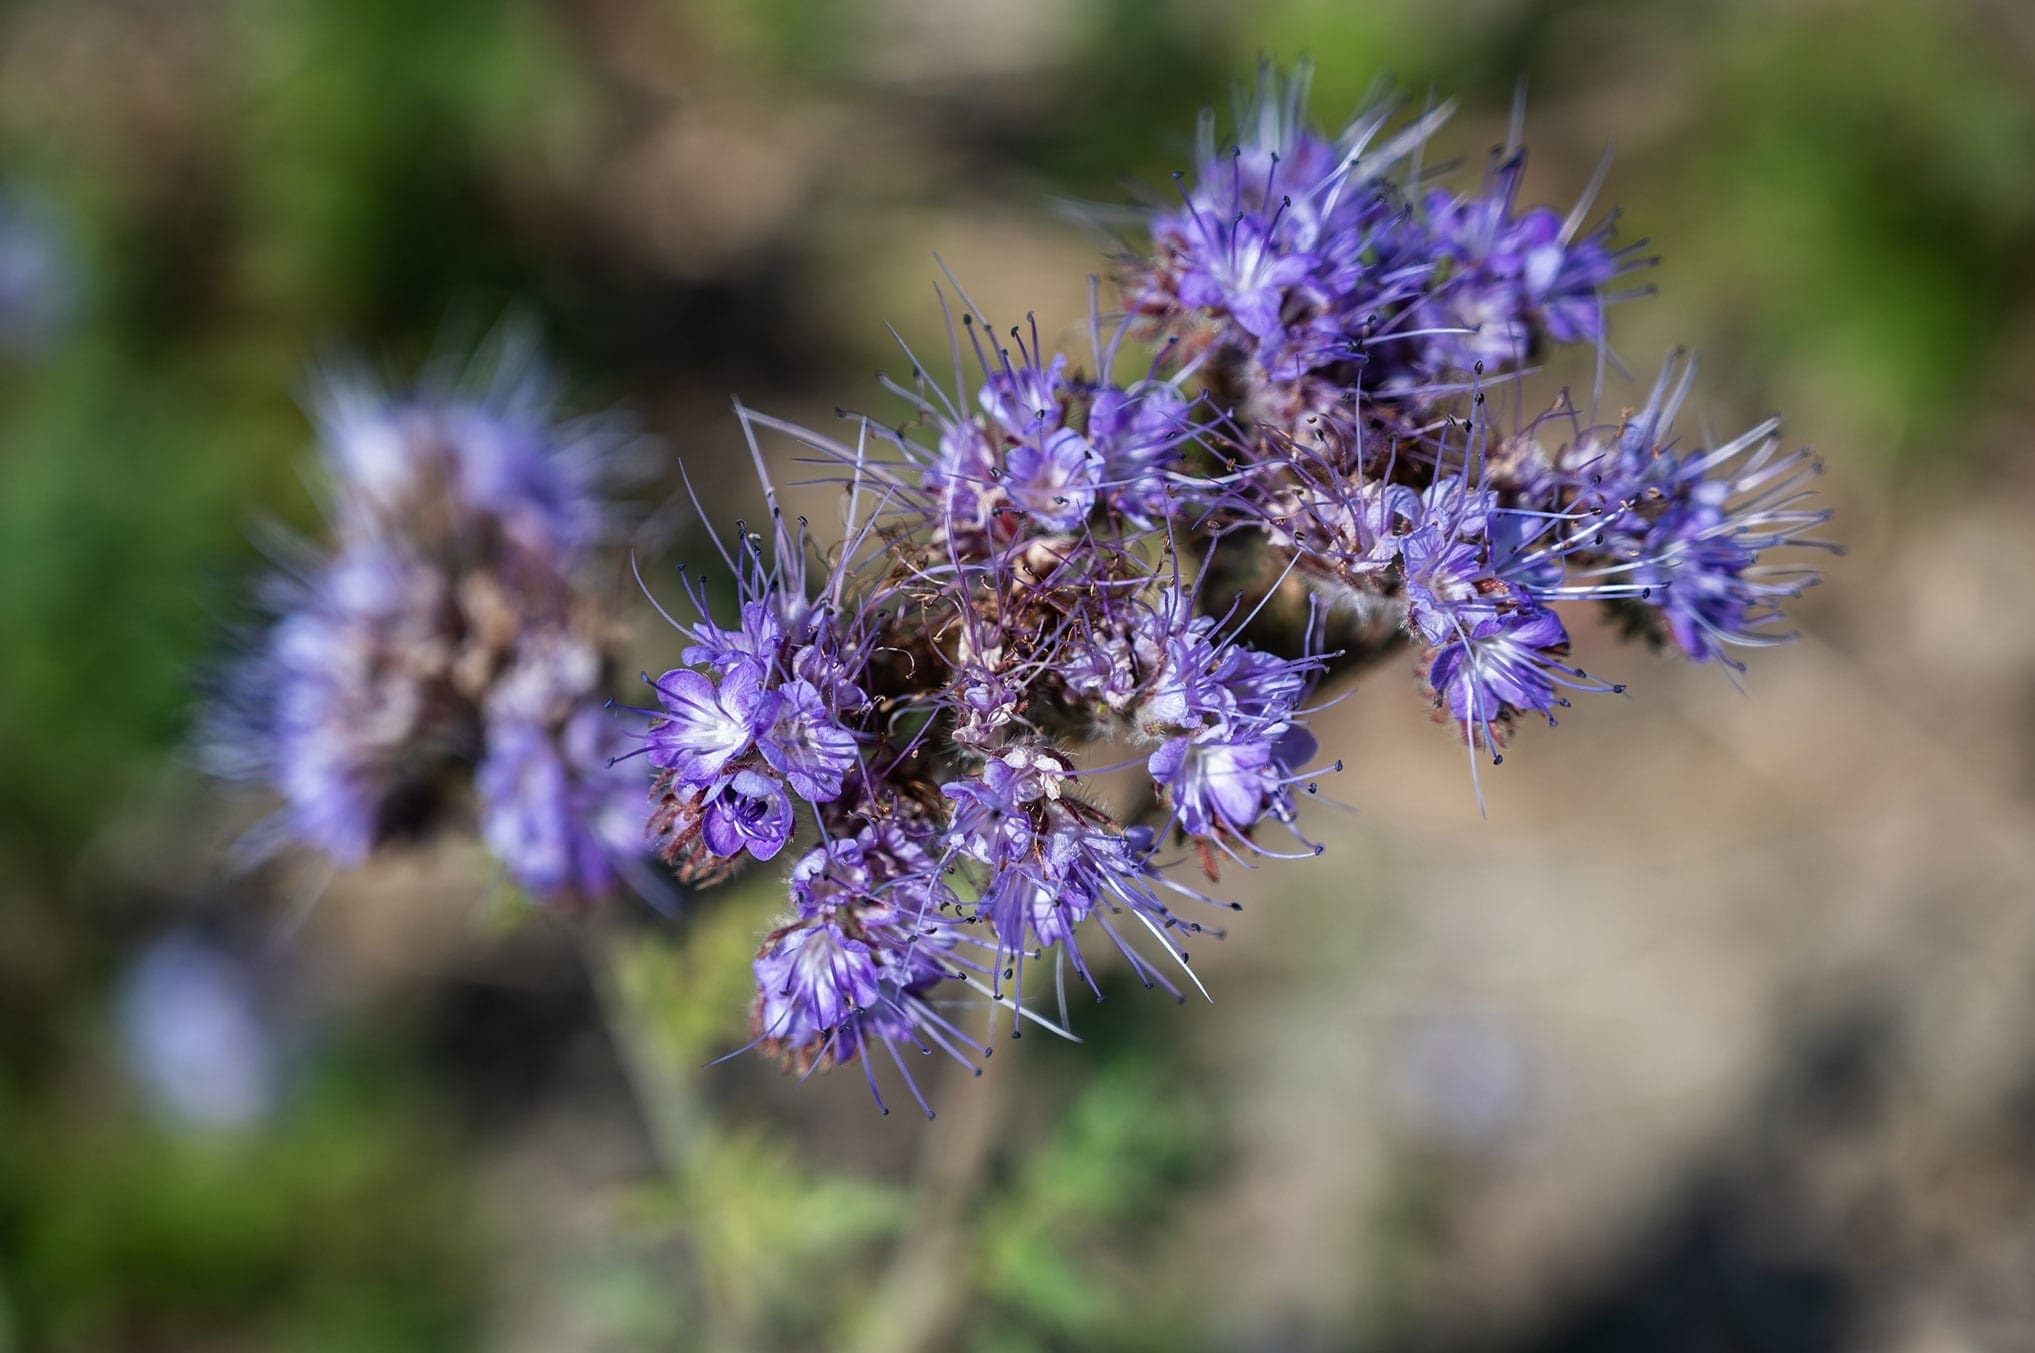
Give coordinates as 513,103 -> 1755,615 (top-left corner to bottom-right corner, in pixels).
629,367 -> 1306,1112
1125,65 -> 1437,365
207,339 -> 647,902
1061,582 -> 1330,864
1121,62 -> 1456,429
941,745 -> 1190,1004
1121,66 -> 1655,436
624,64 -> 1832,1116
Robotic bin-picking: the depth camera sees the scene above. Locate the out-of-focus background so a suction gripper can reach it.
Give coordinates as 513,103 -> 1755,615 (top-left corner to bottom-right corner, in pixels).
3,1 -> 2034,1349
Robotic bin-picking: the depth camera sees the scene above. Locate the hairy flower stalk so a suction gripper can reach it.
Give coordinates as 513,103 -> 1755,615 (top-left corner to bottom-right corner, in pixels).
206,336 -> 649,902
626,61 -> 1833,1115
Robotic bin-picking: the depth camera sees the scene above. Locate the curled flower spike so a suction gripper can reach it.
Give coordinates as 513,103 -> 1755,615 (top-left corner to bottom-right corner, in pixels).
1557,353 -> 1838,670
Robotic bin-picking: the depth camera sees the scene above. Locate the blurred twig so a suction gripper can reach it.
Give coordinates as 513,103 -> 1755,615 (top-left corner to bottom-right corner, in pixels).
847,1063 -> 1006,1353
578,915 -> 705,1182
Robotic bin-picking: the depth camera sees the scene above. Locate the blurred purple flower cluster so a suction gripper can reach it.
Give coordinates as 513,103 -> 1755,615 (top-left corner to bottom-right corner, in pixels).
208,335 -> 648,901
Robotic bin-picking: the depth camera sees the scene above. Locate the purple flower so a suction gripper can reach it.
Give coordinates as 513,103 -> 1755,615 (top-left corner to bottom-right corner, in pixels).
1173,210 -> 1318,339
1403,523 -> 1498,645
942,748 -> 1096,958
1061,580 -> 1324,839
1421,477 -> 1499,541
626,469 -> 890,878
701,768 -> 795,861
980,351 -> 1072,438
1149,732 -> 1275,839
934,744 -> 1221,1012
862,303 -> 1202,548
224,546 -> 455,866
942,745 -> 1067,870
1004,425 -> 1101,532
924,417 -> 1001,538
1411,153 -> 1637,377
750,822 -> 981,1115
788,822 -> 954,926
1427,603 -> 1578,726
756,678 -> 859,800
792,641 -> 868,715
1264,461 -> 1425,599
646,661 -> 766,782
1639,517 -> 1764,661
949,662 -> 1027,748
1213,644 -> 1317,726
1130,613 -> 1233,732
754,921 -> 881,1037
1124,63 -> 1450,424
681,600 -> 785,669
1088,380 -> 1193,524
207,337 -> 647,908
314,336 -> 633,564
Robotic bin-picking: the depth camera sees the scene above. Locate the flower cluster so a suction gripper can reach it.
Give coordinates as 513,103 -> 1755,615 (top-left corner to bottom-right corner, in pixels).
916,315 -> 1198,545
1121,65 -> 1830,774
638,535 -> 871,877
626,62 -> 1831,1114
209,62 -> 1833,1118
1121,70 -> 1643,429
1557,353 -> 1836,668
208,338 -> 647,901
749,823 -> 981,1116
617,309 -> 1340,1112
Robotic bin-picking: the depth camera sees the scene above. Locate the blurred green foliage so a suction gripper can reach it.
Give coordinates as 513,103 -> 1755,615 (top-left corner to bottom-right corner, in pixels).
626,1127 -> 908,1349
596,951 -> 1221,1353
966,1057 -> 1213,1352
1661,5 -> 2035,457
235,0 -> 597,337
0,1049 -> 483,1351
